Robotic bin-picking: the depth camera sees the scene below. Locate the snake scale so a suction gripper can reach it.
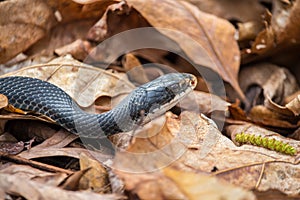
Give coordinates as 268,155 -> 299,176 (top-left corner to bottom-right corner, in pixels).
0,73 -> 196,138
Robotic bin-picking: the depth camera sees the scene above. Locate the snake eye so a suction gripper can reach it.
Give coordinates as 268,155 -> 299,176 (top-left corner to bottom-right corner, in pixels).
190,79 -> 196,88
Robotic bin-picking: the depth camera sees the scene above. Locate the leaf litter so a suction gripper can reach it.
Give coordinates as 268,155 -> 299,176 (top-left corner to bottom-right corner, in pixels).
0,0 -> 300,199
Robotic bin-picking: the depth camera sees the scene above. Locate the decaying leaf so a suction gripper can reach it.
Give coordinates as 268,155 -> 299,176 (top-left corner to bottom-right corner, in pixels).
233,62 -> 300,131
163,167 -> 256,200
286,94 -> 300,116
184,0 -> 266,22
79,153 -> 110,193
0,94 -> 8,109
127,0 -> 244,100
0,164 -> 68,186
0,0 -> 56,63
0,141 -> 24,154
114,111 -> 300,196
122,53 -> 149,85
242,0 -> 300,65
239,63 -> 299,107
0,173 -> 123,200
114,170 -> 186,200
59,168 -> 90,191
54,39 -> 93,61
86,0 -> 244,100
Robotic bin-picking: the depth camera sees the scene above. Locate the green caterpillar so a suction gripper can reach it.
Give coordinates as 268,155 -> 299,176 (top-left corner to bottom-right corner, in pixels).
235,132 -> 297,156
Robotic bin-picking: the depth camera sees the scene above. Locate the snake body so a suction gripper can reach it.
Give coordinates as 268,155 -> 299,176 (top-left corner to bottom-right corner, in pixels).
0,73 -> 196,138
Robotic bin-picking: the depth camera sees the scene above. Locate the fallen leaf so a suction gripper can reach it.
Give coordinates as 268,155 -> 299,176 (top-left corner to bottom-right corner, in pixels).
239,63 -> 299,107
0,94 -> 8,109
59,168 -> 90,191
87,1 -> 150,42
114,111 -> 300,195
122,53 -> 149,85
180,90 -> 230,115
0,141 -> 24,154
184,0 -> 266,22
0,173 -> 123,200
79,153 -> 110,193
242,1 -> 300,64
0,165 -> 67,186
286,94 -> 300,116
0,0 -> 56,63
86,0 -> 244,100
248,105 -> 298,130
164,167 -> 256,200
54,39 -> 93,61
127,0 -> 244,100
271,0 -> 300,46
238,21 -> 264,42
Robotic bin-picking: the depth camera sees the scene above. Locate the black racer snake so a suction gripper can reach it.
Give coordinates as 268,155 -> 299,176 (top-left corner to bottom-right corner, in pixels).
0,73 -> 197,138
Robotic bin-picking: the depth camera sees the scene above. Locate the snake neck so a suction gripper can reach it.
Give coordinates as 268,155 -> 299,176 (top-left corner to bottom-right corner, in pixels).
68,107 -> 136,138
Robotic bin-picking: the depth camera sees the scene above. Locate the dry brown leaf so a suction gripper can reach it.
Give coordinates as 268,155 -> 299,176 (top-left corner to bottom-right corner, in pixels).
1,0 -> 117,64
85,1 -> 189,77
86,0 -> 244,100
271,0 -> 300,46
59,168 -> 90,191
0,173 -> 123,200
239,63 -> 299,107
54,39 -> 93,61
127,0 -> 244,100
87,1 -> 150,42
237,63 -> 300,130
238,21 -> 265,42
249,105 -> 298,129
286,94 -> 300,116
184,0 -> 266,22
243,1 -> 300,64
114,170 -> 186,200
79,152 -> 110,193
250,26 -> 274,55
0,0 -> 56,63
163,167 -> 256,200
0,94 -> 8,109
0,141 -> 24,154
114,111 -> 300,195
122,53 -> 149,85
0,165 -> 68,186
180,90 -> 230,115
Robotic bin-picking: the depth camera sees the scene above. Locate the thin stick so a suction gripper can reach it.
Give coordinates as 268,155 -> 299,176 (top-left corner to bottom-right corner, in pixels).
0,152 -> 73,174
255,162 -> 266,189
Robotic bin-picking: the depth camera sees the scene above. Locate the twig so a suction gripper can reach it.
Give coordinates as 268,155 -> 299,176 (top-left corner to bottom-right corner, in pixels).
0,152 -> 74,174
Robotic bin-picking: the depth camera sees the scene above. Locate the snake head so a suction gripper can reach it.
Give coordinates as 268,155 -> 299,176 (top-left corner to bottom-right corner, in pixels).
130,73 -> 197,124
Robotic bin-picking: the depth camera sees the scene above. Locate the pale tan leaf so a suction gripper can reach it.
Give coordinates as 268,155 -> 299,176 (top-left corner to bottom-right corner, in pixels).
0,94 -> 8,109
164,167 -> 256,200
0,173 -> 122,200
114,171 -> 186,200
1,58 -> 135,108
286,94 -> 300,116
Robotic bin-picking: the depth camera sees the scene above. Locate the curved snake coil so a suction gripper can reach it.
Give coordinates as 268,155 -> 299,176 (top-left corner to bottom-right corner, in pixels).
0,73 -> 197,138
